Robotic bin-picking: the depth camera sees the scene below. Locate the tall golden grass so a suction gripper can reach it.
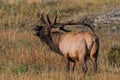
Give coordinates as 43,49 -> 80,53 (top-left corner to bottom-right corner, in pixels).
0,0 -> 120,80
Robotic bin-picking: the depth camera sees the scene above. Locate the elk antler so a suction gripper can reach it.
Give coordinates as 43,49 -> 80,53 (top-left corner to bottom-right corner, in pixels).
59,20 -> 74,32
56,16 -> 95,33
39,12 -> 48,25
81,16 -> 95,33
46,10 -> 52,25
39,11 -> 95,33
53,11 -> 58,25
39,11 -> 58,28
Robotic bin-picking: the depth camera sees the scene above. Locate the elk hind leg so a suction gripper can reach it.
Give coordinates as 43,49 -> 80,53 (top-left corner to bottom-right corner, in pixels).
90,42 -> 99,73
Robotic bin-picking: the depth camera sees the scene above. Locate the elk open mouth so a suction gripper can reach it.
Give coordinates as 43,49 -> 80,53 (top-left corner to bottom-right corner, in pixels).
34,31 -> 39,36
33,28 -> 39,36
34,32 -> 38,35
33,25 -> 42,35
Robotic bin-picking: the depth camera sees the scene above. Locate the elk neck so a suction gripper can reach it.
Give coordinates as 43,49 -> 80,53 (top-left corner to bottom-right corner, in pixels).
41,32 -> 63,55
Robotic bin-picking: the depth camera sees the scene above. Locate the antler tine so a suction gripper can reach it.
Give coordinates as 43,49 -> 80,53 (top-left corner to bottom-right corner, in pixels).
39,11 -> 47,25
81,16 -> 95,33
59,20 -> 74,32
62,20 -> 74,28
53,10 -> 59,25
46,10 -> 51,25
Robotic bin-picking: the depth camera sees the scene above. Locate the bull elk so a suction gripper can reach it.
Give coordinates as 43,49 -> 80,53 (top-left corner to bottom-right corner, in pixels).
33,12 -> 99,76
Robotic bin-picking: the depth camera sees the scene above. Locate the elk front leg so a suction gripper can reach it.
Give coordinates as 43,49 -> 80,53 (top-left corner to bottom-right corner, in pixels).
81,59 -> 87,77
70,61 -> 76,73
65,57 -> 70,72
79,55 -> 87,78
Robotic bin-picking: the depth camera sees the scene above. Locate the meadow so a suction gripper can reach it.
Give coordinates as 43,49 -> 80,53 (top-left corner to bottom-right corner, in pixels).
0,0 -> 120,80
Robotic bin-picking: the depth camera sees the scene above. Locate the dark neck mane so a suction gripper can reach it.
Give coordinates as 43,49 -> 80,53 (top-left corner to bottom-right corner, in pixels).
41,32 -> 63,55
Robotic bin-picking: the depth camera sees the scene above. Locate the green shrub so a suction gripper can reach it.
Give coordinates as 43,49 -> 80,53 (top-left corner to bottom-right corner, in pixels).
11,64 -> 29,74
107,47 -> 120,67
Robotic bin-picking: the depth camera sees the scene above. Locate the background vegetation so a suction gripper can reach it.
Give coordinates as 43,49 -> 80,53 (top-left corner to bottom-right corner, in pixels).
0,0 -> 120,80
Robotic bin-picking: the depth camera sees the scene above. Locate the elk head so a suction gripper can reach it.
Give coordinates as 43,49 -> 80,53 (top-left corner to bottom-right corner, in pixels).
34,12 -> 74,40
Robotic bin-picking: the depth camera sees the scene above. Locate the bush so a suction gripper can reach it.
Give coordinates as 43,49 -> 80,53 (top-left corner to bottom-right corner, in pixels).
107,47 -> 120,67
11,64 -> 29,74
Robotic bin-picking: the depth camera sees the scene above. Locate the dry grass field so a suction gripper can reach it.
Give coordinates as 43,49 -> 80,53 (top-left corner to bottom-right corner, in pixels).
0,0 -> 120,80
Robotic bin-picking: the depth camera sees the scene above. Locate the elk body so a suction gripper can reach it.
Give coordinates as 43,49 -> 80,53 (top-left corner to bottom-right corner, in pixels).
34,12 -> 99,76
